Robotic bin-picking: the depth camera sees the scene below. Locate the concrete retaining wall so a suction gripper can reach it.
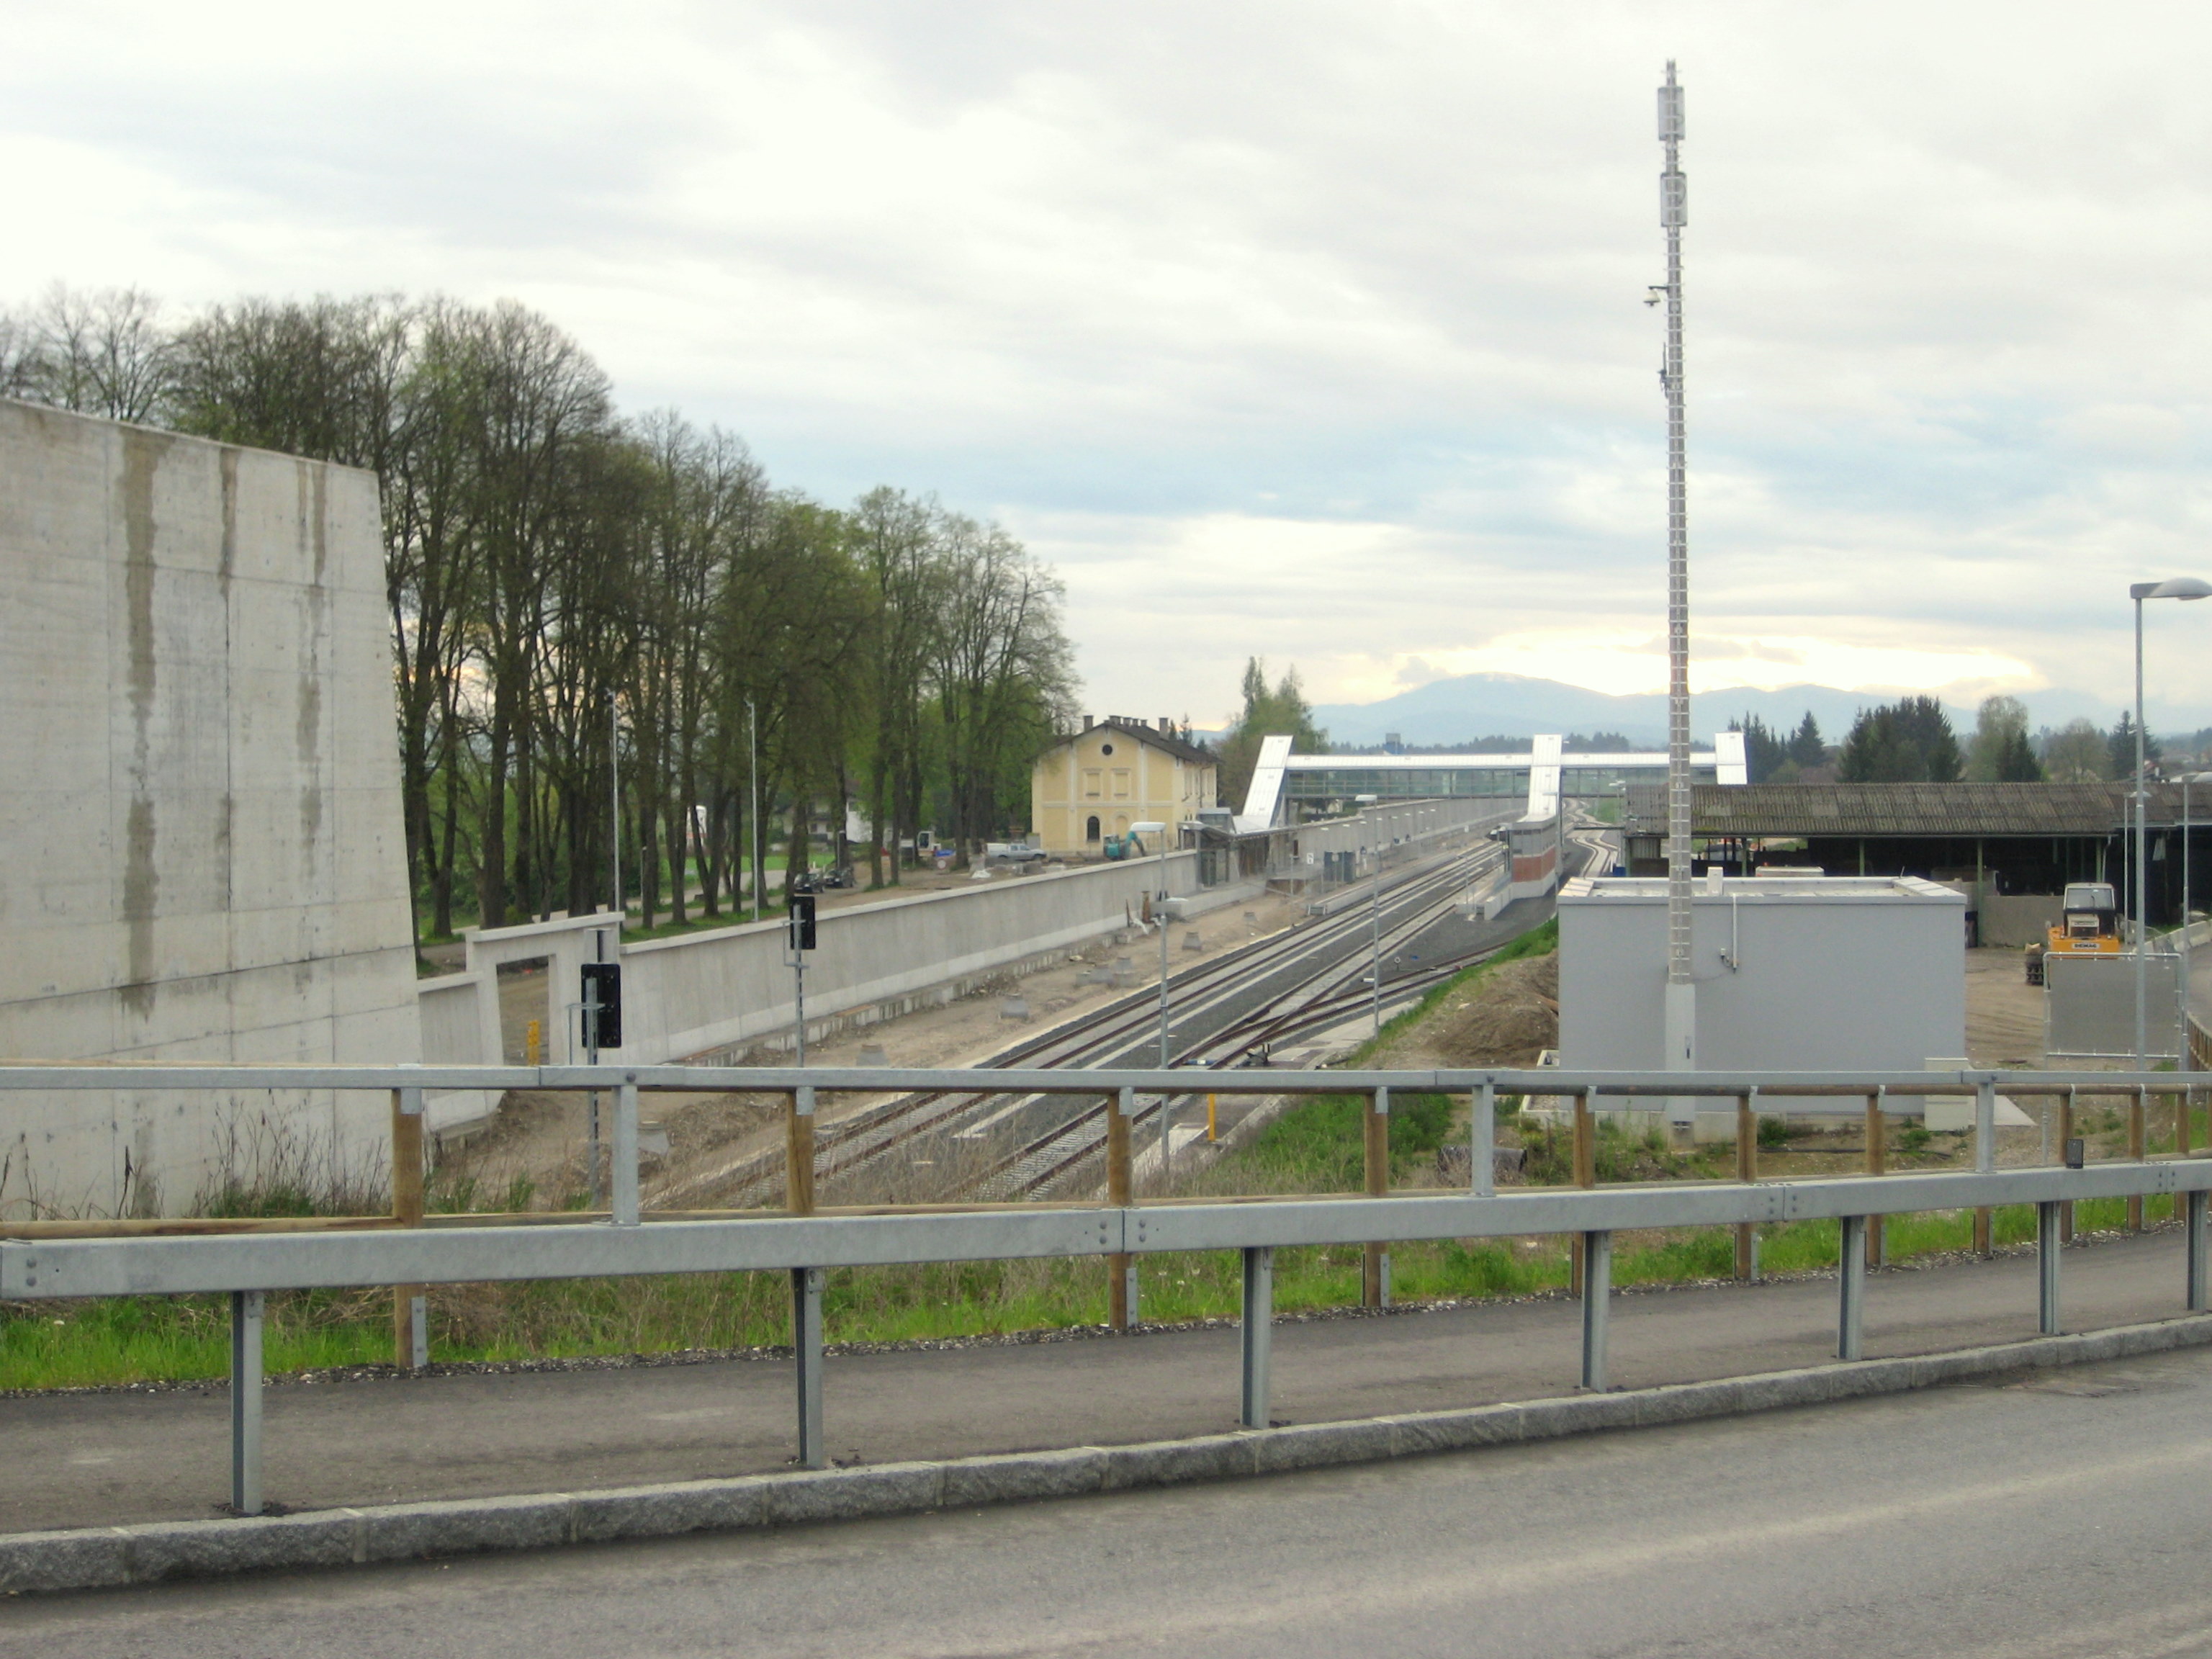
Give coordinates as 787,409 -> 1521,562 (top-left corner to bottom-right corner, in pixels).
0,403 -> 419,1220
421,858 -> 1247,1133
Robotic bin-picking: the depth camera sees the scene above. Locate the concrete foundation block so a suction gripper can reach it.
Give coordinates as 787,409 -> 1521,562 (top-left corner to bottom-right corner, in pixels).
570,1479 -> 768,1544
124,1512 -> 361,1581
0,1527 -> 131,1593
1098,1434 -> 1256,1491
1251,1419 -> 1395,1471
360,1493 -> 573,1562
760,1463 -> 942,1527
940,1447 -> 1105,1508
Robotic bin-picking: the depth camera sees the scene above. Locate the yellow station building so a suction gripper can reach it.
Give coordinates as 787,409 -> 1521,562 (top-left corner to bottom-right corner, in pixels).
1030,716 -> 1219,856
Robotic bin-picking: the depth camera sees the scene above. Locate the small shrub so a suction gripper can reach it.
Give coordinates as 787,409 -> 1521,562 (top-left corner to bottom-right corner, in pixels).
1756,1115 -> 1790,1149
1899,1123 -> 1933,1155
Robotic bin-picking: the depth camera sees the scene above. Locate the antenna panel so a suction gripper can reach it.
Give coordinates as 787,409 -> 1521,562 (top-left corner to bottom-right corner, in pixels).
1658,84 -> 1684,140
1660,171 -> 1687,228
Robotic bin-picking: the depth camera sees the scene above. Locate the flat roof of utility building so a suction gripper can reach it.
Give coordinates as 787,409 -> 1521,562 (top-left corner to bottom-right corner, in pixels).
1559,874 -> 1963,904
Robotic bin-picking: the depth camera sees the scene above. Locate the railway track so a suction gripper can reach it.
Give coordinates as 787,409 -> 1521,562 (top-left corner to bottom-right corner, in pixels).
979,824 -> 1612,1199
649,826 -> 1516,1208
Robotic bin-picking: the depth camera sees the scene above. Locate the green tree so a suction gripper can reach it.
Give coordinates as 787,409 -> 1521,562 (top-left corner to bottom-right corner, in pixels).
2042,719 -> 2108,783
1788,711 -> 1825,768
1730,714 -> 1786,783
1216,659 -> 1327,811
1837,696 -> 1962,783
2110,710 -> 2161,781
1966,696 -> 2045,782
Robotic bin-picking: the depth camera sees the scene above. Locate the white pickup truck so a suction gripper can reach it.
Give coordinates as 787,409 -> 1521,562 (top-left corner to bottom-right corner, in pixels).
985,841 -> 1051,864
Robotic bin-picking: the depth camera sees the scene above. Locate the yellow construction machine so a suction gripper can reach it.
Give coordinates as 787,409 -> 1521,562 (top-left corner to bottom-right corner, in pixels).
2026,881 -> 2121,984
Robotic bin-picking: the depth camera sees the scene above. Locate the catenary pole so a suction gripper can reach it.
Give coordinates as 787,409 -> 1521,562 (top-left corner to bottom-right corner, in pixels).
1658,62 -> 1696,1124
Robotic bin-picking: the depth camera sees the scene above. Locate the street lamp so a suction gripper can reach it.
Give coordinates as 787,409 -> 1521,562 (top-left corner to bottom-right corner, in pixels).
2131,577 -> 2212,1067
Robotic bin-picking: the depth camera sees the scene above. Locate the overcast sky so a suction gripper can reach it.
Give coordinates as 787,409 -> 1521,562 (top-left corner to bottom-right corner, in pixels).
8,2 -> 2212,728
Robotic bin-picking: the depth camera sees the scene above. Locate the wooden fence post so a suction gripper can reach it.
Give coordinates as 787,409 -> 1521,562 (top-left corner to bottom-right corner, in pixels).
1734,1093 -> 1757,1280
786,1089 -> 816,1216
1362,1087 -> 1390,1308
1107,1088 -> 1135,1328
390,1087 -> 426,1370
1865,1090 -> 1887,1269
2128,1088 -> 2146,1233
2059,1088 -> 2076,1244
1570,1092 -> 1595,1298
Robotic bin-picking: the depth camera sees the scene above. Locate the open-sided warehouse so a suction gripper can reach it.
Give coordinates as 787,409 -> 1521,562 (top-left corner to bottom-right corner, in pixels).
1621,781 -> 2211,940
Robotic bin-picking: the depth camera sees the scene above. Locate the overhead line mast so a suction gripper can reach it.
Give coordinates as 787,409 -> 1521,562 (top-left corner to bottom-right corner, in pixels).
1658,61 -> 1696,1118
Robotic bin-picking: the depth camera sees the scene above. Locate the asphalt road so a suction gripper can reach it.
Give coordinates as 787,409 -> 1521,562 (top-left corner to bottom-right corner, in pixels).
15,1342 -> 2212,1656
2,1226 -> 2196,1534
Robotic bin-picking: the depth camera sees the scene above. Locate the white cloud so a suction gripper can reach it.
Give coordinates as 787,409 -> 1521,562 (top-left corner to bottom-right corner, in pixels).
9,1 -> 2212,721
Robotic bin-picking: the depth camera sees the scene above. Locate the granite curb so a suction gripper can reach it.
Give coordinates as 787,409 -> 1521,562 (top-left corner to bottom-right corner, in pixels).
6,1312 -> 2208,1596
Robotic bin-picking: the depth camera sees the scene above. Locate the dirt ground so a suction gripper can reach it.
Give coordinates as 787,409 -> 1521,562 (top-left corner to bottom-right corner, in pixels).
439,887 -> 1309,1206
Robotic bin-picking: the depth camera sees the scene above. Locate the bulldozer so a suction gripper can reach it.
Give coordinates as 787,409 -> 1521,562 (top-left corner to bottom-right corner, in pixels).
2026,881 -> 2121,984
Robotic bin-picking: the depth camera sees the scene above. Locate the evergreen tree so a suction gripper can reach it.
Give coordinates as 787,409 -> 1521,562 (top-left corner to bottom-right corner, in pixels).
1730,714 -> 1787,783
2109,710 -> 2162,779
1837,696 -> 1963,783
1788,711 -> 1825,768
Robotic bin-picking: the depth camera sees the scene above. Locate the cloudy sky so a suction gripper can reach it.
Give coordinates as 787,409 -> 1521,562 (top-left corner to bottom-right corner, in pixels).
8,2 -> 2212,727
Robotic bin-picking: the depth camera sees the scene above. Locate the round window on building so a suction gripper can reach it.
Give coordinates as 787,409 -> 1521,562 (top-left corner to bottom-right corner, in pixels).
1100,742 -> 1114,755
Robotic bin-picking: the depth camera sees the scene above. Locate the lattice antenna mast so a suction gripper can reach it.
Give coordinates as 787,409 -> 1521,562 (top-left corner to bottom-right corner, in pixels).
1658,61 -> 1697,1097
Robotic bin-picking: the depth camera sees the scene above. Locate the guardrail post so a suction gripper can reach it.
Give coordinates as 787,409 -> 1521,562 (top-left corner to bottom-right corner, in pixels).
390,1086 -> 427,1370
1837,1215 -> 1866,1361
786,1087 -> 817,1216
613,1074 -> 641,1228
1866,1089 -> 1888,1269
1734,1091 -> 1757,1281
2038,1200 -> 2062,1334
1570,1089 -> 1595,1298
1362,1087 -> 1390,1308
2059,1088 -> 2077,1244
230,1289 -> 264,1516
2128,1088 -> 2147,1233
2179,1084 -> 2193,1158
1973,1077 -> 1996,1256
1578,1230 -> 1611,1390
2188,1190 -> 2208,1314
1471,1082 -> 1496,1197
1109,1087 -> 1136,1329
1240,1246 -> 1273,1429
791,1266 -> 824,1469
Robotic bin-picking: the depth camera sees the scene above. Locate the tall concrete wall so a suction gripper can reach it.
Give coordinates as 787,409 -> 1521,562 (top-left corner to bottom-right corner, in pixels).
0,402 -> 419,1219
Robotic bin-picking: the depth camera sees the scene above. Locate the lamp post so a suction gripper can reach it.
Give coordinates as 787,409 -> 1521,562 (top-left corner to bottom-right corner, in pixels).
2130,578 -> 2212,1066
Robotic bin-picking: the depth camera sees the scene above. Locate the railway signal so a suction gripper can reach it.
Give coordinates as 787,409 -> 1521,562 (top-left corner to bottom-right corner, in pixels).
787,891 -> 820,1064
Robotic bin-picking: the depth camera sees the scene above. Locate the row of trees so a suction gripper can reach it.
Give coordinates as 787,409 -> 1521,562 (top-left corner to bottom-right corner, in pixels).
1745,696 -> 2172,786
2,285 -> 1078,932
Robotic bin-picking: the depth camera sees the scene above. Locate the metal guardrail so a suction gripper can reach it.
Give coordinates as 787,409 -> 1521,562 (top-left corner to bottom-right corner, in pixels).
5,1061 -> 2211,1520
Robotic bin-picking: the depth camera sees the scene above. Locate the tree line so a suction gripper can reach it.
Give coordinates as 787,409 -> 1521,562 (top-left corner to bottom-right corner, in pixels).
1735,695 -> 2190,786
1,285 -> 1079,934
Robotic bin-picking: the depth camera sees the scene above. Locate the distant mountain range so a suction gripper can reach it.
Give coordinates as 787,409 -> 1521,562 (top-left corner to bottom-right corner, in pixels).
1300,673 -> 2201,751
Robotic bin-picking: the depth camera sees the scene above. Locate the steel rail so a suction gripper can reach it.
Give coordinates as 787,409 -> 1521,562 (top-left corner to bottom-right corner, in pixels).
685,841 -> 1512,1205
